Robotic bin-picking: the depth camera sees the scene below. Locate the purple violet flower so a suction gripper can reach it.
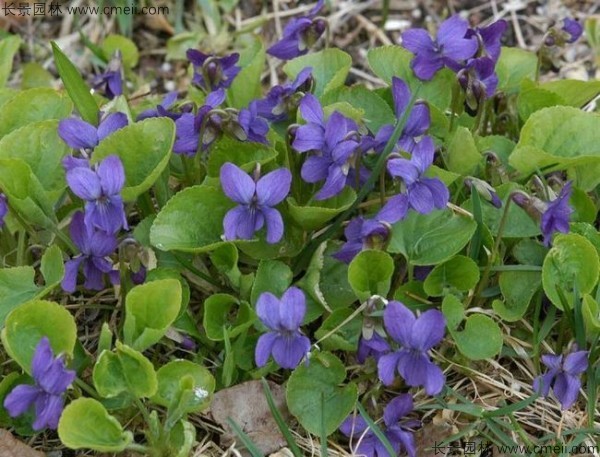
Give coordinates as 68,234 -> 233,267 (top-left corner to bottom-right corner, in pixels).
466,20 -> 507,62
378,301 -> 446,395
0,193 -> 7,228
465,177 -> 502,208
339,395 -> 418,457
401,15 -> 478,80
255,67 -> 313,122
333,218 -> 392,264
4,337 -> 76,430
220,163 -> 291,243
357,333 -> 391,364
457,57 -> 499,107
540,181 -> 573,246
173,89 -> 226,156
236,101 -> 270,144
64,155 -> 128,235
137,92 -> 189,121
533,348 -> 588,410
386,136 -> 449,214
58,112 -> 128,150
187,50 -> 241,92
267,0 -> 326,60
61,211 -> 119,293
255,287 -> 311,369
92,53 -> 123,100
561,18 -> 583,43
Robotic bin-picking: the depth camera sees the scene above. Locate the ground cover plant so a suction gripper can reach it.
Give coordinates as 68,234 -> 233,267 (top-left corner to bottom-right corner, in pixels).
0,1 -> 599,456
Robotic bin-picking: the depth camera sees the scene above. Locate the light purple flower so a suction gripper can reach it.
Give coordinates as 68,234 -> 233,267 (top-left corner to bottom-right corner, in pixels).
173,89 -> 226,156
61,211 -> 119,293
0,193 -> 7,228
540,181 -> 573,246
58,112 -> 128,150
333,218 -> 392,264
137,92 -> 190,121
386,136 -> 449,214
357,333 -> 391,364
378,301 -> 446,395
339,394 -> 418,457
220,163 -> 291,243
4,337 -> 75,430
457,57 -> 499,105
562,18 -> 583,43
187,50 -> 240,91
236,101 -> 270,144
255,287 -> 311,369
255,67 -> 313,122
64,155 -> 128,234
533,348 -> 588,410
401,15 -> 478,80
267,0 -> 326,60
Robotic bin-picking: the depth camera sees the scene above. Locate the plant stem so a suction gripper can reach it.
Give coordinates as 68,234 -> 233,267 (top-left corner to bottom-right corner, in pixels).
16,230 -> 26,266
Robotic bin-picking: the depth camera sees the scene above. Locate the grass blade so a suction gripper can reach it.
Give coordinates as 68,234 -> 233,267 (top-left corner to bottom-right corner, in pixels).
261,378 -> 302,457
356,402 -> 396,457
226,417 -> 264,457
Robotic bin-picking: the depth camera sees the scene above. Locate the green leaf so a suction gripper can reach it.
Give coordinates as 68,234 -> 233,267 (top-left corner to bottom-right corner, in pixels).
0,35 -> 21,87
367,45 -> 454,110
542,233 -> 600,310
1,300 -> 77,374
93,118 -> 175,201
93,342 -> 158,398
0,88 -> 72,139
388,210 -> 477,265
493,271 -> 541,321
512,239 -> 547,266
509,107 -> 600,190
145,268 -> 190,319
314,308 -> 361,351
283,49 -> 352,97
287,187 -> 356,231
227,37 -> 265,108
21,62 -> 54,89
250,260 -> 293,306
153,360 -> 215,413
40,244 -> 65,288
0,120 -> 70,197
286,352 -> 358,436
58,398 -> 133,452
123,279 -> 182,351
539,80 -> 600,108
442,295 -> 503,360
203,294 -> 255,341
319,243 -> 356,311
150,185 -> 234,253
101,35 -> 139,69
0,267 -> 38,327
321,85 -> 395,133
446,126 -> 482,175
51,42 -> 98,126
423,255 -> 480,297
517,85 -> 565,122
207,136 -> 279,177
348,250 -> 394,302
209,243 -> 242,289
581,294 -> 600,340
496,47 -> 537,94
167,420 -> 197,457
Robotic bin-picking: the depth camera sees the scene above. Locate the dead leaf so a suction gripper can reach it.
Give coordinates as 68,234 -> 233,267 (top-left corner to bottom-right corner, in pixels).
0,429 -> 44,457
210,380 -> 289,455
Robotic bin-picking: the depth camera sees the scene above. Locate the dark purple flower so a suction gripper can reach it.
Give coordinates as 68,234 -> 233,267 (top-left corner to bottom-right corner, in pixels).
255,287 -> 311,369
0,193 -> 7,228
540,181 -> 573,246
235,101 -> 270,144
562,18 -> 583,43
255,67 -> 313,122
187,50 -> 240,92
61,211 -> 119,292
136,92 -> 189,121
92,53 -> 123,100
378,301 -> 446,395
465,177 -> 502,208
368,78 -> 430,155
466,20 -> 507,62
64,155 -> 128,234
339,395 -> 418,457
357,333 -> 391,364
173,89 -> 226,156
221,163 -> 291,243
58,112 -> 128,150
267,0 -> 326,60
457,57 -> 499,106
533,348 -> 588,410
402,15 -> 478,80
333,218 -> 392,264
387,136 -> 449,214
4,337 -> 76,430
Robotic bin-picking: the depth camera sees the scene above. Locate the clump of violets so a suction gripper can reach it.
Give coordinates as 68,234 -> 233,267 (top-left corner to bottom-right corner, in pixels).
64,155 -> 128,235
378,301 -> 446,395
0,193 -> 7,228
61,211 -> 119,293
93,52 -> 123,100
220,162 -> 291,243
187,50 -> 240,92
267,0 -> 326,60
533,347 -> 588,410
255,67 -> 313,122
255,287 -> 311,369
4,337 -> 76,430
58,112 -> 128,150
339,395 -> 418,457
